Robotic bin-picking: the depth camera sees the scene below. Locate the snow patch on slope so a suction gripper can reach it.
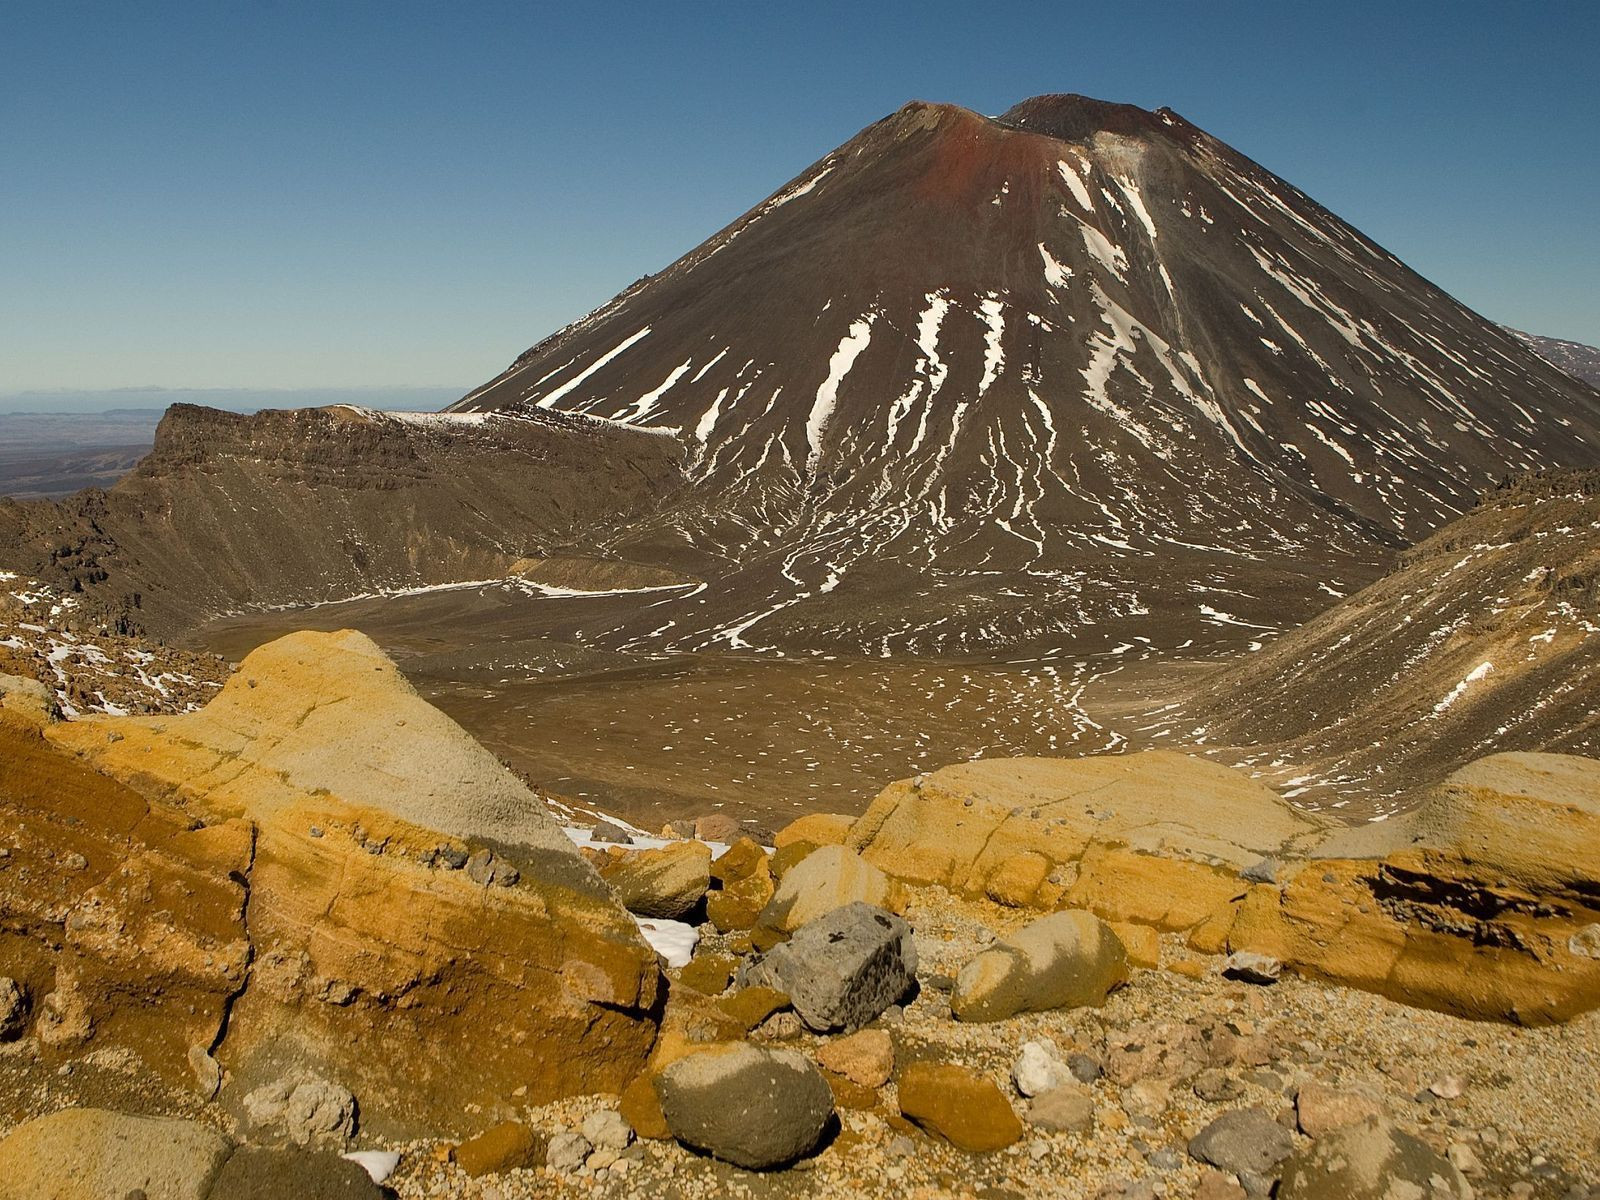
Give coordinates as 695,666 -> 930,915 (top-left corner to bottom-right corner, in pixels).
806,312 -> 878,473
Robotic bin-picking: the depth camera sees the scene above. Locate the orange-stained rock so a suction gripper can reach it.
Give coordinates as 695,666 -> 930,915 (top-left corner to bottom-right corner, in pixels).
1228,753 -> 1600,1024
755,845 -> 906,941
773,813 -> 854,851
1110,922 -> 1162,969
897,1061 -> 1022,1151
0,712 -> 250,1081
17,631 -> 666,1134
846,752 -> 1320,930
221,801 -> 661,1136
710,838 -> 769,886
706,856 -> 776,933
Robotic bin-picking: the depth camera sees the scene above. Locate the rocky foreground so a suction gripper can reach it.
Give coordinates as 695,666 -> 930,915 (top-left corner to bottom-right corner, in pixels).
0,630 -> 1597,1199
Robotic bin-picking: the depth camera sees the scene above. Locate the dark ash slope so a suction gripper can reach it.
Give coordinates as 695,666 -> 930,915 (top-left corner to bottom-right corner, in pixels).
456,94 -> 1600,656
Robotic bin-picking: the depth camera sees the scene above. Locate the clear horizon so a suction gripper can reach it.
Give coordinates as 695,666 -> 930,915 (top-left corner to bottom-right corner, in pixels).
5,1 -> 1598,401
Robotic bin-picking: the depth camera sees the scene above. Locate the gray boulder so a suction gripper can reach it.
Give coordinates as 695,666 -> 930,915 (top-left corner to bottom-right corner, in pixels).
656,1043 -> 834,1169
204,1146 -> 387,1199
0,1108 -> 233,1200
742,901 -> 915,1032
1187,1108 -> 1296,1177
1277,1116 -> 1471,1199
951,910 -> 1128,1022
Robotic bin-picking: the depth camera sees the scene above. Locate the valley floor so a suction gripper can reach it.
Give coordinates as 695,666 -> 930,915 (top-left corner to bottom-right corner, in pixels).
191,583 -> 1394,832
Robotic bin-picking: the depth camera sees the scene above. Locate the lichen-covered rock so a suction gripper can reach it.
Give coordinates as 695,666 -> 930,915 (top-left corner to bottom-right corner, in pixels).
1230,752 -> 1600,1023
951,910 -> 1129,1022
709,837 -> 769,885
655,1043 -> 834,1169
10,632 -> 664,1137
846,752 -> 1323,921
755,845 -> 904,941
706,858 -> 775,932
773,812 -> 854,850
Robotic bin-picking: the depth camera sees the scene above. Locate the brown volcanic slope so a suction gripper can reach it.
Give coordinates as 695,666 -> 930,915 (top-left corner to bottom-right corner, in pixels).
4,94 -> 1598,663
454,94 -> 1600,657
1171,469 -> 1600,801
0,403 -> 688,637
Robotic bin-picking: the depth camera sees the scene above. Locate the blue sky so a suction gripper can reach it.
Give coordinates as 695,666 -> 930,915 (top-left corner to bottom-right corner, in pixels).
4,1 -> 1596,395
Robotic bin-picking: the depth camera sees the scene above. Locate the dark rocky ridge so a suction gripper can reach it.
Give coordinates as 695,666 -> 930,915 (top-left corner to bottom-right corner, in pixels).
1506,326 -> 1600,387
0,403 -> 689,636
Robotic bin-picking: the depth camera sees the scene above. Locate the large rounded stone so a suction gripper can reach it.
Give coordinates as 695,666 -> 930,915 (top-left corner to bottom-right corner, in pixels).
755,845 -> 902,938
951,910 -> 1128,1022
655,1043 -> 834,1169
598,840 -> 712,919
0,1108 -> 233,1200
897,1061 -> 1023,1152
1278,1117 -> 1471,1199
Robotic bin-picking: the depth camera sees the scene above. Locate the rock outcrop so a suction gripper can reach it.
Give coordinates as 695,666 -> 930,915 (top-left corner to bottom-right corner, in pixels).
833,748 -> 1600,1024
1229,751 -> 1600,1024
1,630 -> 664,1136
0,403 -> 688,639
846,751 -> 1323,926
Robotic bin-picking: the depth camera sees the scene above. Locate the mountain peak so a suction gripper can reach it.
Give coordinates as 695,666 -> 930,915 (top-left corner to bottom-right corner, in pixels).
450,91 -> 1600,657
997,93 -> 1188,143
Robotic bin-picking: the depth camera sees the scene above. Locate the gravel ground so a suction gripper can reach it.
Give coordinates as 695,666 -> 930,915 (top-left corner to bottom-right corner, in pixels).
3,887 -> 1596,1199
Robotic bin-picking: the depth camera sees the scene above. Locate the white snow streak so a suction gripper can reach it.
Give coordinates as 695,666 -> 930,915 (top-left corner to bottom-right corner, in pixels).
535,327 -> 652,409
978,297 -> 1006,395
1057,160 -> 1095,211
805,313 -> 877,473
1433,661 -> 1493,715
617,357 -> 693,421
1039,243 -> 1073,288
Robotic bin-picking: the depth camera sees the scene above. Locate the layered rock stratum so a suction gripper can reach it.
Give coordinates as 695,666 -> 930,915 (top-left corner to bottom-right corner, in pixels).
1,629 -> 663,1137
